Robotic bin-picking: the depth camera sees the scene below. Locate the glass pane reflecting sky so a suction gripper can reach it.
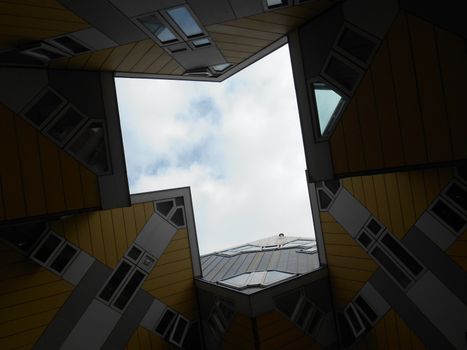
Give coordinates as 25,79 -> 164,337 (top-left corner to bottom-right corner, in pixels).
115,45 -> 314,254
167,7 -> 203,37
314,82 -> 343,134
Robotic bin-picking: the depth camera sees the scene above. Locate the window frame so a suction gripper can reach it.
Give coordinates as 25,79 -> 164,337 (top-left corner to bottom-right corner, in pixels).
218,270 -> 296,290
134,12 -> 183,47
163,5 -> 206,41
43,104 -> 88,147
21,87 -> 67,130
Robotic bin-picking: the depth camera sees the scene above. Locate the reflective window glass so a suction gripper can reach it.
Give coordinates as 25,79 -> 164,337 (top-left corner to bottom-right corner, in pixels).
313,82 -> 345,135
167,7 -> 203,38
263,270 -> 293,285
139,16 -> 177,43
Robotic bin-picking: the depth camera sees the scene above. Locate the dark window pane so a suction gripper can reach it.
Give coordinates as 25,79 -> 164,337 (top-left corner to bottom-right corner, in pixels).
366,219 -> 382,236
297,301 -> 312,327
172,317 -> 188,344
308,309 -> 323,334
318,189 -> 332,209
357,231 -> 372,248
156,201 -> 174,216
47,107 -> 85,144
127,246 -> 142,261
337,28 -> 375,63
324,56 -> 359,91
345,306 -> 362,334
156,310 -> 176,335
170,208 -> 185,226
354,296 -> 377,323
0,222 -> 47,253
50,244 -> 78,273
99,261 -> 131,301
324,179 -> 340,194
431,199 -> 466,232
175,197 -> 184,206
34,235 -> 61,263
53,36 -> 89,54
381,234 -> 423,277
25,90 -> 63,126
113,270 -> 145,309
446,183 -> 467,211
371,246 -> 411,288
69,122 -> 109,174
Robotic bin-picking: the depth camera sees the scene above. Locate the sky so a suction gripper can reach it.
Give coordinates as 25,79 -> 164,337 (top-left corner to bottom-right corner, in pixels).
115,44 -> 314,255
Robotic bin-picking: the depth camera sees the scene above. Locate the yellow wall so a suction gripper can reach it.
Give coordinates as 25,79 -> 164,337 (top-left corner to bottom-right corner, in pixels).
142,229 -> 198,320
256,310 -> 321,350
330,11 -> 467,175
0,241 -> 73,350
126,326 -> 176,350
0,103 -> 100,223
221,312 -> 255,350
342,168 -> 454,239
51,202 -> 154,269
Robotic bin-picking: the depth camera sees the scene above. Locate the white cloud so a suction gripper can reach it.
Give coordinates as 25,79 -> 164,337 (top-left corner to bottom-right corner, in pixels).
115,44 -> 314,254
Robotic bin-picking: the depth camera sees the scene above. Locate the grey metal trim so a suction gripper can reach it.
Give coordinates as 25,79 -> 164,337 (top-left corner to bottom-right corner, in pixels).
328,188 -> 371,238
98,72 -> 131,209
62,251 -> 95,285
370,270 -> 455,350
308,183 -> 327,265
140,299 -> 167,329
357,282 -> 390,322
34,261 -> 112,350
403,226 -> 467,307
101,290 -> 154,350
415,211 -> 457,250
69,28 -> 118,51
131,187 -> 202,277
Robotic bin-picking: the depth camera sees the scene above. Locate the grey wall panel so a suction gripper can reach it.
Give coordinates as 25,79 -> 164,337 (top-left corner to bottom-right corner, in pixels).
298,6 -> 343,79
34,261 -> 112,350
343,0 -> 399,39
59,0 -> 147,44
134,213 -> 178,258
172,46 -> 226,70
228,253 -> 249,277
102,291 -> 154,350
404,227 -> 467,306
204,257 -> 229,281
202,256 -> 223,277
0,67 -> 47,114
140,298 -> 166,329
99,72 -> 131,209
48,70 -> 105,119
70,28 -> 118,51
370,270 -> 455,350
109,0 -> 185,17
407,272 -> 467,349
285,250 -> 298,273
257,251 -> 273,271
415,212 -> 457,250
187,0 -> 236,25
246,252 -> 264,272
210,255 -> 240,282
276,249 -> 290,271
228,0 -> 264,18
329,189 -> 370,237
359,282 -> 390,317
236,253 -> 255,275
60,300 -> 121,350
63,251 -> 95,285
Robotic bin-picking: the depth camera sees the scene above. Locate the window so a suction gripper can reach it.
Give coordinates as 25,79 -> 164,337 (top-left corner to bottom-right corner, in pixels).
281,239 -> 315,248
370,246 -> 412,289
170,316 -> 189,346
113,269 -> 146,310
323,54 -> 361,93
155,309 -> 177,337
32,233 -> 63,264
50,244 -> 78,273
170,207 -> 185,227
192,38 -> 210,48
336,27 -> 377,66
21,42 -> 69,61
167,7 -> 203,38
219,270 -> 294,289
67,120 -> 110,174
99,260 -> 132,302
138,15 -> 178,44
431,199 -> 466,233
45,105 -> 86,146
126,245 -> 143,262
212,63 -> 232,73
23,88 -> 66,128
51,36 -> 89,55
156,200 -> 175,216
344,304 -> 365,338
266,0 -> 288,9
312,82 -> 345,136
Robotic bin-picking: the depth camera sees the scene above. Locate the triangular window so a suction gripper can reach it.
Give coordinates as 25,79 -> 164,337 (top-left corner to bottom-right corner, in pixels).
312,82 -> 345,136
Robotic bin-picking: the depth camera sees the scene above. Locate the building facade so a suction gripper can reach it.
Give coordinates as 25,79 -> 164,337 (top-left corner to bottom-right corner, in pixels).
0,0 -> 466,349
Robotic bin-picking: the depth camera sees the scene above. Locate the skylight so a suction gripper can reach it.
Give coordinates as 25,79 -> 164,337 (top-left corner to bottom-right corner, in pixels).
219,270 -> 294,290
312,81 -> 345,135
167,7 -> 203,38
116,44 -> 314,254
138,15 -> 177,44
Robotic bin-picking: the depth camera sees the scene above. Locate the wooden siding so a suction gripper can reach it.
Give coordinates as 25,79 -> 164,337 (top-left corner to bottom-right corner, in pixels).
342,168 -> 454,239
0,241 -> 73,349
447,228 -> 467,272
354,309 -> 427,350
256,310 -> 321,350
320,212 -> 378,309
142,229 -> 198,320
221,312 -> 255,350
126,326 -> 175,350
51,202 -> 154,269
0,103 -> 100,223
330,12 -> 467,175
0,0 -> 89,49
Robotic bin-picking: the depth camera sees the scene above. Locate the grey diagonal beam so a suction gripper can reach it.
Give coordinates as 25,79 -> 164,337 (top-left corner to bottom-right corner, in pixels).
34,261 -> 112,350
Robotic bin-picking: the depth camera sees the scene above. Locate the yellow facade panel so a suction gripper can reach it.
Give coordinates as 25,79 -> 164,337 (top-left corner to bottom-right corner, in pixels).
117,39 -> 155,72
60,150 -> 84,211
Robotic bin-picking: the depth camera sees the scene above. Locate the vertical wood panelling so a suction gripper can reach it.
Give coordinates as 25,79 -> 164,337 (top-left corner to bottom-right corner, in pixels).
0,245 -> 73,349
126,326 -> 174,350
407,14 -> 452,163
342,100 -> 365,172
330,122 -> 349,174
60,150 -> 84,211
142,229 -> 198,320
221,313 -> 255,350
342,168 -> 454,239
